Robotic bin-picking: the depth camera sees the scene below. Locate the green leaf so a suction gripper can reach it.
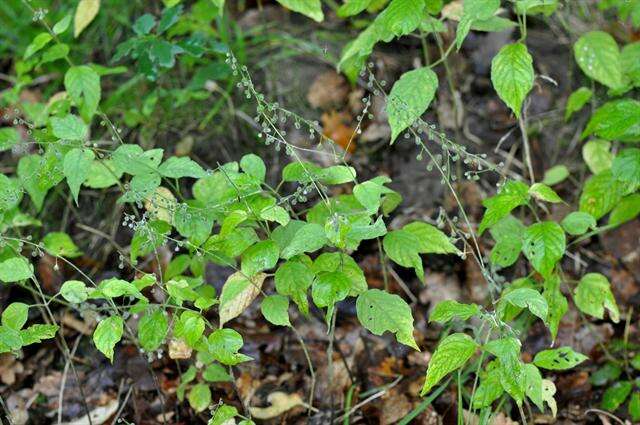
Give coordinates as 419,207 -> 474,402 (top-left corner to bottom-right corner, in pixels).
20,324 -> 58,345
240,154 -> 266,181
112,144 -> 163,176
261,294 -> 291,327
42,232 -> 82,258
574,273 -> 620,323
456,0 -> 500,48
64,66 -> 101,118
542,274 -> 568,340
83,160 -> 123,189
403,221 -> 461,255
522,221 -> 566,278
51,114 -> 88,141
219,272 -> 266,326
515,0 -> 558,16
609,194 -> 640,226
383,229 -> 423,280
542,165 -> 569,186
2,302 -> 29,330
0,256 -> 34,282
491,43 -> 534,117
282,162 -> 356,185
583,139 -> 612,174
387,67 -> 438,142
60,280 -> 89,303
590,362 -> 622,386
574,31 -> 623,89
92,278 -> 144,299
129,220 -> 170,263
533,346 -> 588,370
490,238 -> 522,268
612,148 -> 640,185
582,99 -> 640,142
210,405 -> 239,425
629,392 -> 640,421
275,259 -> 314,314
356,289 -> 418,349
472,364 -> 504,408
528,183 -> 563,203
337,0 -> 372,17
523,363 -> 544,411
158,156 -> 206,179
93,316 -> 123,362
579,170 -> 628,219
0,174 -> 22,211
63,148 -> 94,204
275,0 -> 324,22
421,333 -> 478,395
53,14 -> 72,35
500,288 -> 549,323
203,363 -> 232,382
188,383 -> 212,413
429,300 -> 480,323
484,337 -> 525,404
564,87 -> 592,120
207,328 -> 252,365
241,240 -> 279,276
138,309 -> 168,351
479,180 -> 530,234
561,212 -> 597,236
622,41 -> 640,87
173,310 -> 205,347
0,128 -> 20,152
24,32 -> 52,59
133,14 -> 156,35
312,252 -> 367,296
601,381 -> 632,411
312,271 -> 352,324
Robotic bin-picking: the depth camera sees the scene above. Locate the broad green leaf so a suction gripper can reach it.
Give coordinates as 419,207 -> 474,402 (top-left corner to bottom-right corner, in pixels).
542,165 -> 569,186
356,289 -> 418,349
311,271 -> 352,322
83,160 -> 122,189
387,67 -> 438,142
17,153 -> 64,211
491,43 -> 534,117
472,364 -> 504,408
455,0 -> 501,49
403,221 -> 461,255
92,278 -> 144,299
574,273 -> 620,323
601,381 -> 632,411
2,303 -> 28,330
479,180 -> 530,234
622,41 -> 640,87
241,240 -> 279,276
275,259 -> 314,314
629,392 -> 640,422
275,0 -> 324,21
383,229 -> 423,280
203,363 -> 232,382
275,222 -> 326,259
312,252 -> 367,296
219,272 -> 266,326
210,405 -> 239,425
579,170 -> 627,219
188,383 -> 212,413
240,154 -> 266,181
42,232 -> 82,258
582,99 -> 640,142
112,144 -> 163,175
0,174 -> 22,211
421,333 -> 478,395
583,139 -> 613,174
590,362 -> 622,386
353,179 -> 393,214
0,128 -> 20,152
542,274 -> 568,340
60,280 -> 89,304
20,324 -> 59,345
261,295 -> 291,326
158,156 -> 206,179
138,309 -> 168,351
74,0 -> 100,37
0,256 -> 34,282
93,316 -> 123,361
609,194 -> 640,226
612,148 -> 640,185
564,87 -> 592,120
207,328 -> 252,365
51,115 -> 88,141
561,212 -> 596,236
24,32 -> 52,59
129,220 -> 170,263
524,363 -> 544,411
281,162 -> 355,185
63,148 -> 94,204
64,66 -> 101,118
514,0 -> 558,16
534,346 -> 588,370
490,238 -> 522,268
53,14 -> 72,34
522,221 -> 565,278
574,31 -> 623,89
133,14 -> 156,35
529,183 -> 563,203
337,0 -> 372,17
173,310 -> 205,346
429,300 -> 480,323
500,288 -> 548,323
484,337 -> 525,404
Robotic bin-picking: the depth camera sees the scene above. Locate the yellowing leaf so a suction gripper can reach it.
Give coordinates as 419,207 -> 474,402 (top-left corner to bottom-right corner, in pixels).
219,272 -> 266,326
74,0 -> 100,38
249,392 -> 304,419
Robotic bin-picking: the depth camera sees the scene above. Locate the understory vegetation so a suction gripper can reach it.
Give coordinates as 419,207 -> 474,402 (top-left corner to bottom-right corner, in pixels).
1,0 -> 639,424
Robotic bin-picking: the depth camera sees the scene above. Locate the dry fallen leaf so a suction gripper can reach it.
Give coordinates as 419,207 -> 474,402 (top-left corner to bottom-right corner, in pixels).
321,111 -> 356,153
249,392 -> 304,420
0,354 -> 24,385
60,398 -> 119,425
307,71 -> 349,110
168,338 -> 192,359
